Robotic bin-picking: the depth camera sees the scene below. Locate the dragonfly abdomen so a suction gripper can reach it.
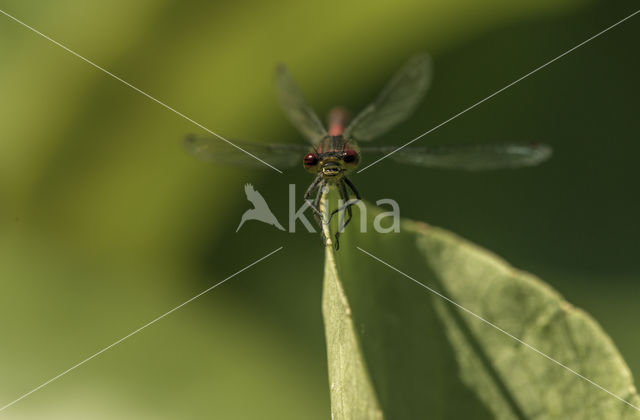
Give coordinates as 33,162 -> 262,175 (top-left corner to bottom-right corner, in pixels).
327,107 -> 351,136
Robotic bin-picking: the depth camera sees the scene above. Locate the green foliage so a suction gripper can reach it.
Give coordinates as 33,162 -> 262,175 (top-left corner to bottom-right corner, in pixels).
323,201 -> 640,419
323,248 -> 383,420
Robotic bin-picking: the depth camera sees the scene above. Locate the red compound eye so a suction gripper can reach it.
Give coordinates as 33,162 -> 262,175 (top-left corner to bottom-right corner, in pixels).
342,149 -> 359,164
303,153 -> 319,169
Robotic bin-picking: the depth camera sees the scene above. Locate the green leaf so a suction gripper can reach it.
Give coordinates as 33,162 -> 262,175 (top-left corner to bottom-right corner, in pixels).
322,247 -> 384,420
322,199 -> 640,419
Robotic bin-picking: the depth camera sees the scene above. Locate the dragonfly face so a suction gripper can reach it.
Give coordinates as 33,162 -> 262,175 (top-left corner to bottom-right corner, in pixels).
303,135 -> 360,182
185,53 -> 551,249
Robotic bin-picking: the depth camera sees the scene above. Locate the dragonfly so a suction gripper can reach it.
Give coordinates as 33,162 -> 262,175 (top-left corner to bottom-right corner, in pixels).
185,53 -> 552,248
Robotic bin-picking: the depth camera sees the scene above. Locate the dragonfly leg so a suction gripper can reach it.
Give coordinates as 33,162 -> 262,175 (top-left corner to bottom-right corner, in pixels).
343,176 -> 362,200
304,174 -> 324,219
333,180 -> 353,250
304,174 -> 322,199
329,176 -> 360,221
339,181 -> 354,232
311,180 -> 327,246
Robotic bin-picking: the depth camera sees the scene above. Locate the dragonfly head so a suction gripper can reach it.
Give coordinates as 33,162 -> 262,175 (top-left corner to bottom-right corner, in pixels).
303,149 -> 360,181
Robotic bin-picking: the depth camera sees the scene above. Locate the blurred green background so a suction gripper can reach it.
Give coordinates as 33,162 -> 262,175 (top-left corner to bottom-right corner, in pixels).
1,0 -> 639,418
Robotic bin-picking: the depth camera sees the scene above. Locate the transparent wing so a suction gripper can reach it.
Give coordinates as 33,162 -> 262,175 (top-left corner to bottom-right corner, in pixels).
344,54 -> 432,142
359,143 -> 552,170
184,134 -> 309,168
275,64 -> 328,144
